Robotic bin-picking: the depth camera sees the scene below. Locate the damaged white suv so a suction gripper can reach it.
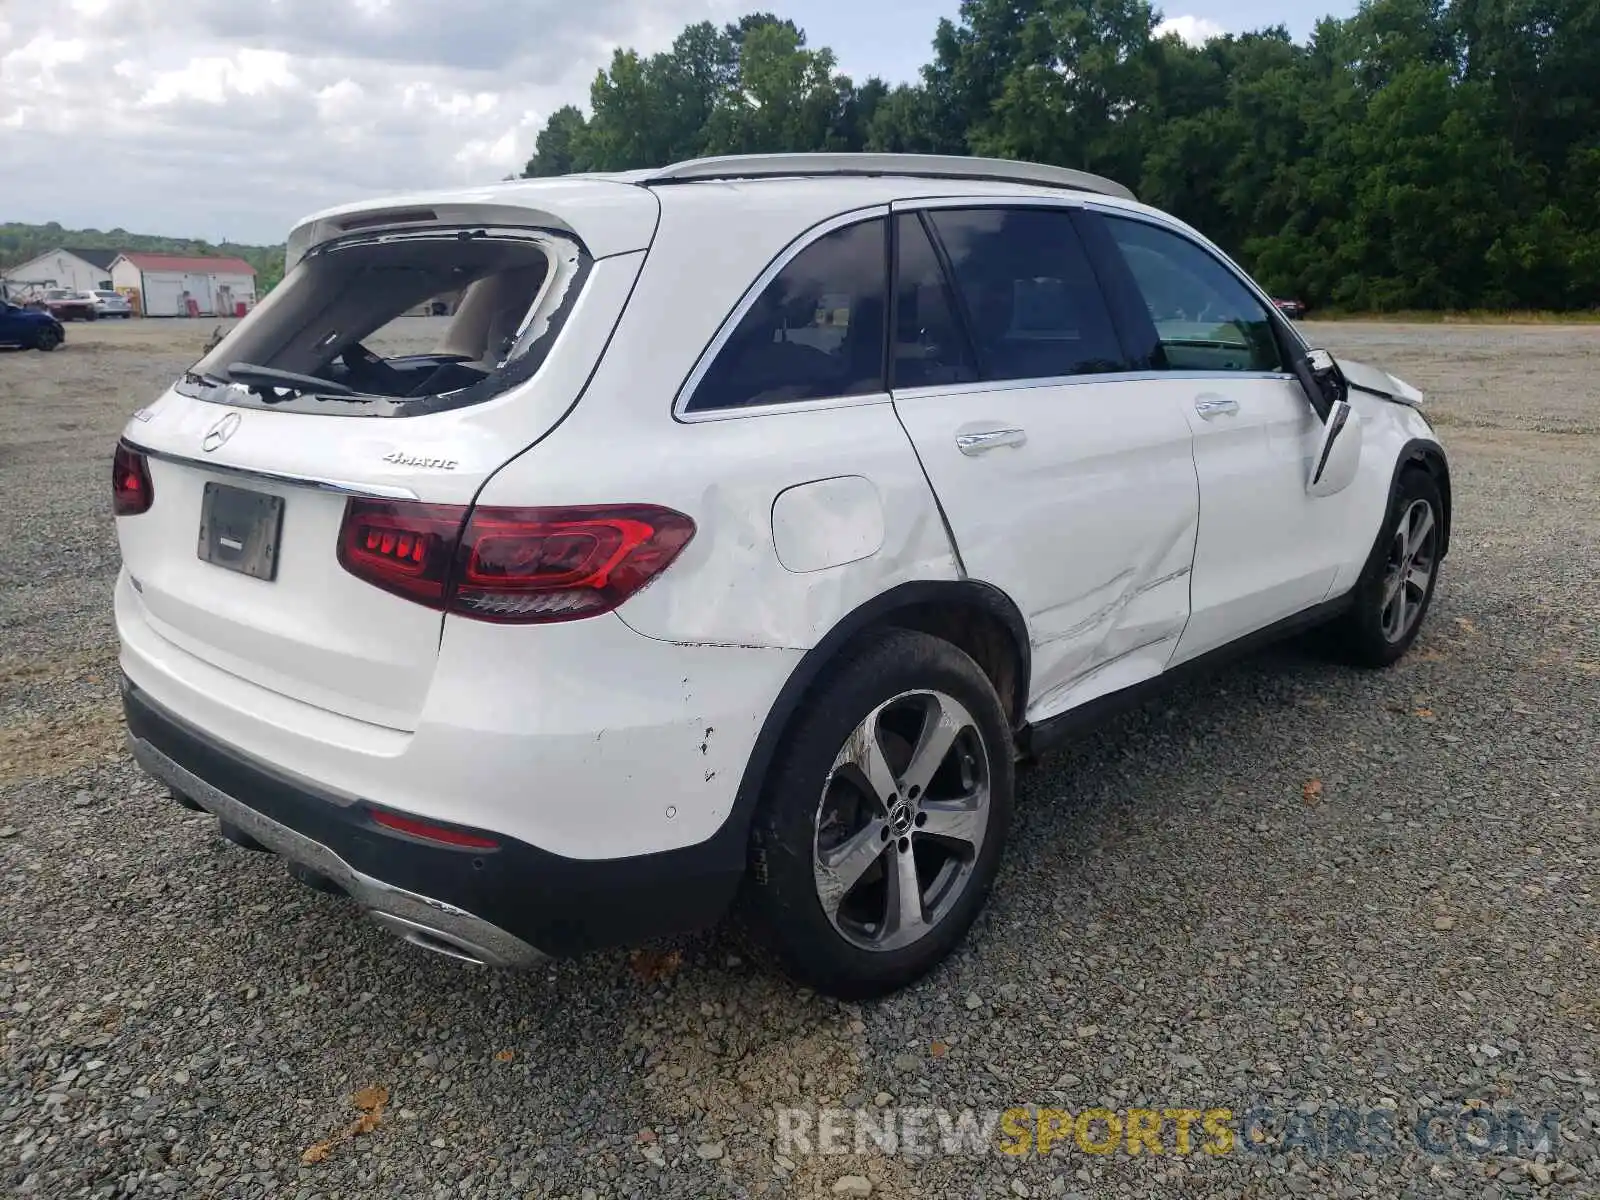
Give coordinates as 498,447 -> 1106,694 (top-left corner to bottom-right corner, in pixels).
115,154 -> 1449,997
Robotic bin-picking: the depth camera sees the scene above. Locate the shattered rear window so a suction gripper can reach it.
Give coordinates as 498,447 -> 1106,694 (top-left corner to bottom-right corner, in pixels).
182,226 -> 589,417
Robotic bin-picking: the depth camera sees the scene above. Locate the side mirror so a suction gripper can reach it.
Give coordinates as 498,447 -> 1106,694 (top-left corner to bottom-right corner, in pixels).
1291,346 -> 1349,419
1308,398 -> 1363,497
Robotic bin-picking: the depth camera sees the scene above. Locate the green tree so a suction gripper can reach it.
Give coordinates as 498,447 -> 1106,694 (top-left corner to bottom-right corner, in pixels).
509,1 -> 1598,311
523,105 -> 590,177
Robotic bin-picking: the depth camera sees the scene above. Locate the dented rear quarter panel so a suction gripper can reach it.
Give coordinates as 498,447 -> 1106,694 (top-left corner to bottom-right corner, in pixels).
475,186 -> 964,652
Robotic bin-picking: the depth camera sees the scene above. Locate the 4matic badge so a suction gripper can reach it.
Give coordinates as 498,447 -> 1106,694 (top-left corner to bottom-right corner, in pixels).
382,451 -> 459,471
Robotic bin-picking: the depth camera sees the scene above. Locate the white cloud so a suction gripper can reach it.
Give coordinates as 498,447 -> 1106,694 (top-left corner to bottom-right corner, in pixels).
139,50 -> 300,107
1156,15 -> 1228,46
0,0 -> 735,243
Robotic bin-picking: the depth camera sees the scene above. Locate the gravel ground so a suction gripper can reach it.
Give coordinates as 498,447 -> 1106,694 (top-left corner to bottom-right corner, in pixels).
1,318 -> 1597,1199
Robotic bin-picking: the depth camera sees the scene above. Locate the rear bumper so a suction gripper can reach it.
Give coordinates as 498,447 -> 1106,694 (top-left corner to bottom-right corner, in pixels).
123,676 -> 745,962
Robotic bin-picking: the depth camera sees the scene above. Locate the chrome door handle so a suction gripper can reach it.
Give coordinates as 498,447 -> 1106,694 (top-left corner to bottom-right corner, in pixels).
1194,396 -> 1239,419
956,428 -> 1027,456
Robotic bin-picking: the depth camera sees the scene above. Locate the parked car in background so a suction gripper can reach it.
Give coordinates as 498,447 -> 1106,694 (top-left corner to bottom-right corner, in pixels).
92,289 -> 134,319
41,289 -> 98,321
115,153 -> 1449,997
1274,297 -> 1307,319
0,299 -> 65,350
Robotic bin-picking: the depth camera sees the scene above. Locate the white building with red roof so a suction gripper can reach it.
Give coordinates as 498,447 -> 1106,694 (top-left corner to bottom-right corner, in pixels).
109,251 -> 259,318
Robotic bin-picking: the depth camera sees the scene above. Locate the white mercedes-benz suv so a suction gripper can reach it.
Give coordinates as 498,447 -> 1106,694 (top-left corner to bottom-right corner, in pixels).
114,154 -> 1449,997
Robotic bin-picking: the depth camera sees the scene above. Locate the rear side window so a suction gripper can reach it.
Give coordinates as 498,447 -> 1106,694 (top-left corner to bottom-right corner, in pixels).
1102,216 -> 1282,373
925,208 -> 1126,382
687,218 -> 887,413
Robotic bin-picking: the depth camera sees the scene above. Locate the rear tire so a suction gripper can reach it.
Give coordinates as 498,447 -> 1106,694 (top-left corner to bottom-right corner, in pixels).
1327,467 -> 1443,667
735,628 -> 1014,998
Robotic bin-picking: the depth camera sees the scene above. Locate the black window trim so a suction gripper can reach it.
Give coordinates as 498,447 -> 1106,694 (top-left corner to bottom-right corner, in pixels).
887,209 -> 983,391
674,204 -> 893,422
1068,207 -> 1166,371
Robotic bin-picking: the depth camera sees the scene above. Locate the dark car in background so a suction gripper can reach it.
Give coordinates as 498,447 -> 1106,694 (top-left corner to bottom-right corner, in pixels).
0,299 -> 65,350
1273,297 -> 1307,319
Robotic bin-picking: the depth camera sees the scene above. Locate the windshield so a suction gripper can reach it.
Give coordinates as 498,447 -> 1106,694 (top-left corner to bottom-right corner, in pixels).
185,225 -> 588,416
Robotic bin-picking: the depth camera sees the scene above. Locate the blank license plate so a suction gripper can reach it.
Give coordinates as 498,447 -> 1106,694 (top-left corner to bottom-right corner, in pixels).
197,482 -> 284,581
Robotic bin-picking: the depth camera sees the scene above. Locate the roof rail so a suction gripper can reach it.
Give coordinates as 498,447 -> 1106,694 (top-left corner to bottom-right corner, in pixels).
641,153 -> 1135,201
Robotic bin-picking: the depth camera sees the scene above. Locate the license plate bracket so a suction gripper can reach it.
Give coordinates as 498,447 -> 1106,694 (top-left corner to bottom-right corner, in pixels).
197,482 -> 284,581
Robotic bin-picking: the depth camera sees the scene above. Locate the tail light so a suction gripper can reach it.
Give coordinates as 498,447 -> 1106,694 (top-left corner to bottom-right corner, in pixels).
112,442 -> 153,515
337,499 -> 695,623
337,501 -> 467,607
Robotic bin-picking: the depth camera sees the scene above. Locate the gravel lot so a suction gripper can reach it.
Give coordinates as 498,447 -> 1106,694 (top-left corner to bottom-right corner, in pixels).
2,318 -> 1597,1199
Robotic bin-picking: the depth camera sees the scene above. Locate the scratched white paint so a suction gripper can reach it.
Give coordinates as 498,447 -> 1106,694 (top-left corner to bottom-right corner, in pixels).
893,375 -> 1201,723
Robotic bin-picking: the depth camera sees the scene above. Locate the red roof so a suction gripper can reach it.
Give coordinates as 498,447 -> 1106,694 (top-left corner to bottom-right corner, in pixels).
116,252 -> 257,275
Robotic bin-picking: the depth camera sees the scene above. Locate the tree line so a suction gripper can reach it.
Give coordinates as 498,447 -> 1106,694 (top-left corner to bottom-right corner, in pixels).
522,0 -> 1599,313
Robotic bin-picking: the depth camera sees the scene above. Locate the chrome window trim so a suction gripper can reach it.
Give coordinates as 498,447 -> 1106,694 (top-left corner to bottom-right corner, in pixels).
127,439 -> 421,500
675,391 -> 893,424
892,369 -> 1299,403
672,204 -> 890,422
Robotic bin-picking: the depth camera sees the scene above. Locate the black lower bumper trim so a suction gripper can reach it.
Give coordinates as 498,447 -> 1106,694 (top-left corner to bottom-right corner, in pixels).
122,676 -> 745,957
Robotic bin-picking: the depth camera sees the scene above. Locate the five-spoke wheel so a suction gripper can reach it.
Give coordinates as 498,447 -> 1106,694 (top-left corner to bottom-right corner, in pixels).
1380,497 -> 1437,643
813,689 -> 991,953
1329,466 -> 1444,666
737,628 -> 1013,998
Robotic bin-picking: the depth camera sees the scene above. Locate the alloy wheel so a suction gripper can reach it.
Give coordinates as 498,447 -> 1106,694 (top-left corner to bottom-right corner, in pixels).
1380,497 -> 1437,642
812,689 -> 990,952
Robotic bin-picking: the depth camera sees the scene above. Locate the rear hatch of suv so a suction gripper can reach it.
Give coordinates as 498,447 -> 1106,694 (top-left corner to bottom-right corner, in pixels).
114,184 -> 658,731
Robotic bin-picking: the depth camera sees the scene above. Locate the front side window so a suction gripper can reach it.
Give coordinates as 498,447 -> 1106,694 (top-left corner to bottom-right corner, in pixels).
925,207 -> 1126,382
687,218 -> 887,413
1102,216 -> 1282,373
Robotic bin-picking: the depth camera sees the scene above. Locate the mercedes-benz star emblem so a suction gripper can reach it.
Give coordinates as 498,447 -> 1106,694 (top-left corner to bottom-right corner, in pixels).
202,412 -> 242,453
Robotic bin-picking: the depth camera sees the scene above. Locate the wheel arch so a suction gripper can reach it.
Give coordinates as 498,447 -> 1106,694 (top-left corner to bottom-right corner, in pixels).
726,579 -> 1030,847
1397,437 -> 1451,557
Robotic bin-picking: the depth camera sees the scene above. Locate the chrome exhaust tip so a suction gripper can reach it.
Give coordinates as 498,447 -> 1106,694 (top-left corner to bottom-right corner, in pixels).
367,911 -> 492,966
